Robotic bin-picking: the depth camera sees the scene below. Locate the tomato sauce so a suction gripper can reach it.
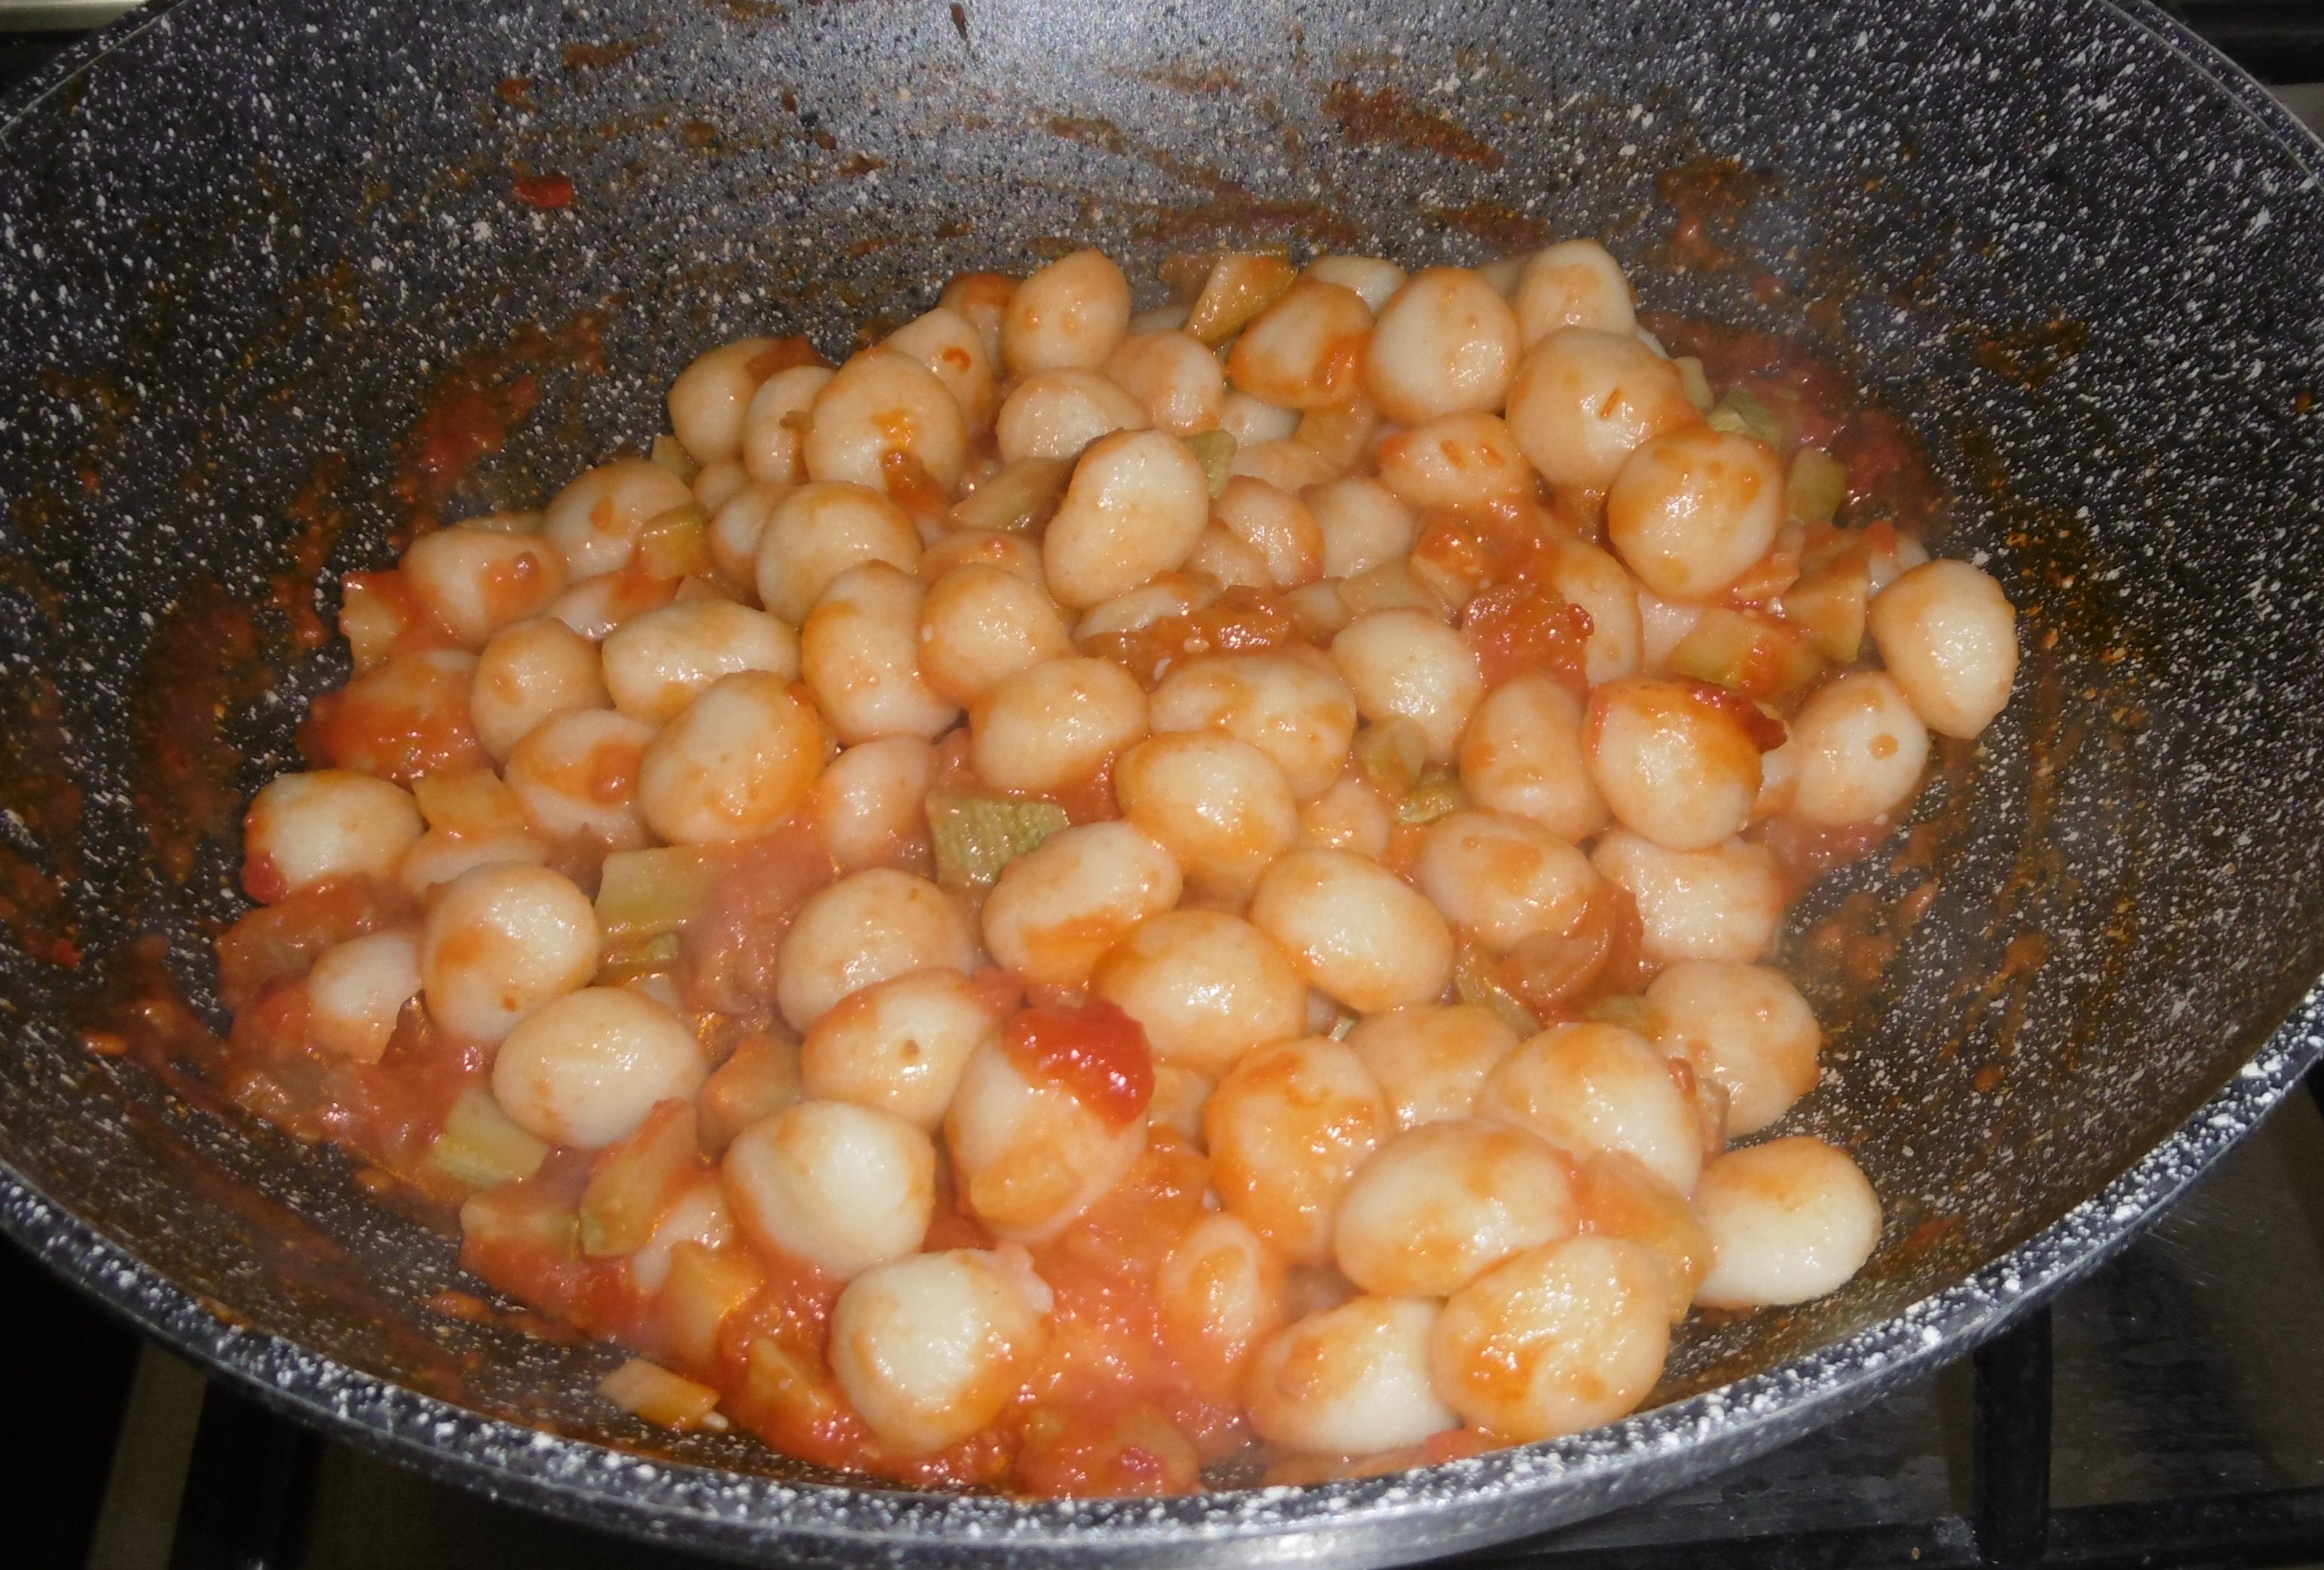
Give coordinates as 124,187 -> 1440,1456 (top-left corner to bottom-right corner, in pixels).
1017,1139 -> 1240,1493
678,824 -> 836,1017
299,654 -> 491,782
1461,580 -> 1592,693
1085,585 -> 1300,688
1004,1000 -> 1156,1132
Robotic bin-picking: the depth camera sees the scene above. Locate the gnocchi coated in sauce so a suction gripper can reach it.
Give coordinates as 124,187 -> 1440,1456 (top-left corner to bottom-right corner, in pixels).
215,240 -> 2018,1494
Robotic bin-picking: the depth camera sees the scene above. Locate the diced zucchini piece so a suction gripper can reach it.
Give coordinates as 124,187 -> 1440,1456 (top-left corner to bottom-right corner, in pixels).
946,456 -> 1072,535
1183,429 -> 1238,498
635,501 -> 716,580
595,846 -> 734,946
430,1087 -> 550,1190
1779,544 -> 1873,663
1185,253 -> 1299,346
745,1336 -> 845,1427
338,572 -> 414,674
597,931 -> 682,986
649,434 -> 701,483
1668,607 -> 1826,700
1353,718 -> 1428,800
659,1241 -> 765,1369
926,790 -> 1071,892
1706,389 -> 1789,450
1397,766 -> 1470,826
599,1357 -> 727,1432
699,1031 -> 803,1155
1453,944 -> 1540,1039
579,1099 -> 702,1258
411,768 -> 528,837
1786,447 -> 1849,526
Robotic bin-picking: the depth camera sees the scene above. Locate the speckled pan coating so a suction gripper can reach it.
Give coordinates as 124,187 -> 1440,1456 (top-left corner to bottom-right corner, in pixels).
1,0 -> 2320,1563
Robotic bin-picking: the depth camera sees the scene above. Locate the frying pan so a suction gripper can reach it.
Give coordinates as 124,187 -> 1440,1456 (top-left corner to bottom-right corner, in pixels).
2,0 -> 2322,1562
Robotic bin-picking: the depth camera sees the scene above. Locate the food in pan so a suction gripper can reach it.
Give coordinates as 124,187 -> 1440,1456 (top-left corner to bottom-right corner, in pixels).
209,240 -> 2018,1493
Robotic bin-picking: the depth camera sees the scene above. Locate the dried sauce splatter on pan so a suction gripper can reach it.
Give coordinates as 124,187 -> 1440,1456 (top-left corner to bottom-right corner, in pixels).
1323,81 -> 1504,169
0,670 -> 84,967
391,309 -> 608,539
1423,201 -> 1551,251
272,453 -> 349,656
1970,317 -> 2091,390
127,580 -> 272,892
511,172 -> 577,209
1652,154 -> 1774,276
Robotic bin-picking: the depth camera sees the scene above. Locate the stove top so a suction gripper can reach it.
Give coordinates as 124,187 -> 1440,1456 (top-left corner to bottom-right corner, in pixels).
4,7 -> 2322,1570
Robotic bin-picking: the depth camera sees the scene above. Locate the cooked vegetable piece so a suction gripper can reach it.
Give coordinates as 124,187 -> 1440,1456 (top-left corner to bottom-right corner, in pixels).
699,1031 -> 804,1155
1186,252 -> 1299,346
948,456 -> 1072,535
650,434 -> 702,482
1454,942 -> 1540,1038
579,1099 -> 702,1258
1780,543 -> 1873,663
1786,447 -> 1848,526
1397,766 -> 1470,825
744,1335 -> 847,1428
430,1087 -> 551,1190
596,846 -> 736,945
1705,388 -> 1789,450
1183,429 -> 1237,498
924,790 -> 1071,892
660,1241 -> 766,1367
1667,608 -> 1825,700
636,501 -> 717,580
339,572 -> 419,672
1353,717 -> 1427,800
597,931 -> 682,984
599,1357 -> 728,1431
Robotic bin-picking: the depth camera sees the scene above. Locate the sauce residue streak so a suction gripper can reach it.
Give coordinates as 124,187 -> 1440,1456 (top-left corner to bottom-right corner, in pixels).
129,581 -> 270,889
0,671 -> 83,966
510,172 -> 577,210
1970,317 -> 2090,389
1652,155 -> 1775,277
391,309 -> 607,538
1323,82 -> 1503,169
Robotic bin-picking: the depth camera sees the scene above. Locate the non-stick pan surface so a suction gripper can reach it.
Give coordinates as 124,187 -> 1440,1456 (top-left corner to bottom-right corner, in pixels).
2,0 -> 2322,1563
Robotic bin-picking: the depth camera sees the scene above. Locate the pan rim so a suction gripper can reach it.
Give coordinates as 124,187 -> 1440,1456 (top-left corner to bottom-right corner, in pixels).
3,0 -> 2322,1559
